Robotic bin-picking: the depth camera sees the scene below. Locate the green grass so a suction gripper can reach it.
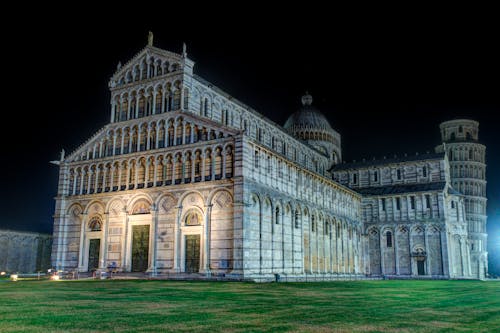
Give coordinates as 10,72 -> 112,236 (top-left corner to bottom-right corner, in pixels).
0,280 -> 499,332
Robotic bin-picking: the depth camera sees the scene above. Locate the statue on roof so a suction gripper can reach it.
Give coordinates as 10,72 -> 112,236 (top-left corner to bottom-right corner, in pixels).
182,42 -> 187,58
148,31 -> 154,46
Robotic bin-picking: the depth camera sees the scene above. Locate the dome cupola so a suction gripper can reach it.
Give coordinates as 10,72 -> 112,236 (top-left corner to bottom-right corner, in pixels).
284,93 -> 342,163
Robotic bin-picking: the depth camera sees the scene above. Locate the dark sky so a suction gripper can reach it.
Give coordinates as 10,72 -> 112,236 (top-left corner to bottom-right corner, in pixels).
3,11 -> 499,273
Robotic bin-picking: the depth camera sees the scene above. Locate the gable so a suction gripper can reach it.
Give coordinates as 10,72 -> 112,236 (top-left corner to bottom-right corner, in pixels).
65,111 -> 238,164
109,46 -> 191,89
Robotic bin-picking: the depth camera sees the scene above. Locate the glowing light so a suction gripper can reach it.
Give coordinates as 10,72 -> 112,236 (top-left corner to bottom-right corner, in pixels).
51,274 -> 60,281
10,274 -> 18,281
0,271 -> 5,276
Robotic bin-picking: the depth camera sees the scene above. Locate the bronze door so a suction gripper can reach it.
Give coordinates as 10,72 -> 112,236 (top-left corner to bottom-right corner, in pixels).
185,235 -> 200,273
131,225 -> 150,272
88,239 -> 100,271
417,260 -> 425,275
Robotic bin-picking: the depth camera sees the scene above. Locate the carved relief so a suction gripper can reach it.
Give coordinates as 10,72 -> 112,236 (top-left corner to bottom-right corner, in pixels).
159,195 -> 176,214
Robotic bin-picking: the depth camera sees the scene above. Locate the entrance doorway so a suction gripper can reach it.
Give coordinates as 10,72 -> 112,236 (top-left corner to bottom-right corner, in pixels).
185,235 -> 200,273
88,239 -> 100,271
417,259 -> 425,275
131,225 -> 150,272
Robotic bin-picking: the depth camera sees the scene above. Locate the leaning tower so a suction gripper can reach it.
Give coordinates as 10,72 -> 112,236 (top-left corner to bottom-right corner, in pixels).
436,119 -> 488,279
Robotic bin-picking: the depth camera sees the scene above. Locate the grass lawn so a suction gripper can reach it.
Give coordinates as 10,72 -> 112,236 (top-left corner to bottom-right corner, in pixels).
0,279 -> 499,332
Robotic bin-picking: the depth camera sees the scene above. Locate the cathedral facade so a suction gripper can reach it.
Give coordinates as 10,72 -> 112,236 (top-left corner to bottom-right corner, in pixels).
51,37 -> 488,280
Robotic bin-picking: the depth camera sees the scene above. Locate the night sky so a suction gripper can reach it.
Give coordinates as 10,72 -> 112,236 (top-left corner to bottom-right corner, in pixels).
3,12 -> 499,273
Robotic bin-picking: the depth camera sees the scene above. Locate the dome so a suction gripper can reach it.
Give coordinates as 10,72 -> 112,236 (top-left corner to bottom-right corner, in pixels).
283,93 -> 342,163
283,93 -> 334,132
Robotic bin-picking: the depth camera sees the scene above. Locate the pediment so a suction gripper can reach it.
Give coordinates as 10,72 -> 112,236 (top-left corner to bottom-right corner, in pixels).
65,111 -> 238,164
109,46 -> 193,88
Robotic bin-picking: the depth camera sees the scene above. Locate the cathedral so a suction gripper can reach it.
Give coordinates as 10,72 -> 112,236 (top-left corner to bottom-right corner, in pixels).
51,35 -> 488,280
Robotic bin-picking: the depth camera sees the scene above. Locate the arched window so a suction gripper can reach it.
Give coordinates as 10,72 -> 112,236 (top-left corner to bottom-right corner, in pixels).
422,166 -> 427,177
311,215 -> 316,233
397,169 -> 402,180
469,149 -> 473,160
204,98 -> 209,116
373,170 -> 378,182
88,217 -> 102,231
275,207 -> 280,224
386,231 -> 392,247
459,125 -> 463,133
254,150 -> 259,169
185,210 -> 201,226
294,210 -> 300,228
352,173 -> 357,184
450,133 -> 456,141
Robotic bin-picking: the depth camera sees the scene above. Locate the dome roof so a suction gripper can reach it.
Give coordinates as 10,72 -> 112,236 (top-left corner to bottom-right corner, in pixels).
283,93 -> 333,132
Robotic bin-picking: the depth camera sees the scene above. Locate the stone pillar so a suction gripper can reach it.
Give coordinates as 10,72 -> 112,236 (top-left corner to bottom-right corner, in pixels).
182,121 -> 186,145
121,212 -> 128,271
203,205 -> 212,274
222,148 -> 227,179
174,206 -> 182,272
151,207 -> 158,276
394,228 -> 400,275
152,92 -> 157,115
424,228 -> 431,275
379,228 -> 385,275
78,213 -> 87,271
101,213 -> 110,269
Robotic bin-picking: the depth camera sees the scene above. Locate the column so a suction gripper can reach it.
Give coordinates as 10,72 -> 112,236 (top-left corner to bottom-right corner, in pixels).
120,131 -> 125,154
78,213 -> 87,271
182,121 -> 186,145
72,171 -> 77,195
153,158 -> 158,186
173,123 -> 177,146
110,100 -> 116,123
127,96 -> 132,120
117,164 -> 123,190
203,205 -> 212,274
190,124 -> 195,143
109,166 -> 115,190
155,123 -> 160,148
80,170 -> 85,195
134,161 -> 139,189
424,227 -> 430,275
102,167 -> 108,190
191,153 -> 195,183
201,151 -> 206,181
460,237 -> 466,276
172,157 -> 176,184
145,159 -> 150,186
394,229 -> 400,275
152,91 -> 157,115
379,228 -> 385,275
146,125 -> 151,150
122,213 -> 129,271
101,213 -> 110,269
87,169 -> 93,194
137,127 -> 141,152
161,88 -> 166,113
222,148 -> 227,179
211,149 -> 216,180
151,207 -> 158,276
173,206 -> 182,272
